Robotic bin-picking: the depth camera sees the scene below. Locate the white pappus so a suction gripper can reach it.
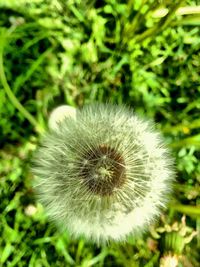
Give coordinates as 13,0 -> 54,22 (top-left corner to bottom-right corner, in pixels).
32,103 -> 174,244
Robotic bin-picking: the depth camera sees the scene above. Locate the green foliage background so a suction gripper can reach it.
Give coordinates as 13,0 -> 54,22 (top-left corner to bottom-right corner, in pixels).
0,0 -> 199,266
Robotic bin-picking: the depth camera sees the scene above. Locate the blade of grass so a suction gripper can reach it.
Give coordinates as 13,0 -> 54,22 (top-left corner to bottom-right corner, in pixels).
81,249 -> 108,267
153,6 -> 200,18
13,47 -> 53,94
0,243 -> 14,265
0,28 -> 48,134
135,0 -> 184,43
170,204 -> 200,217
162,118 -> 200,134
170,134 -> 200,148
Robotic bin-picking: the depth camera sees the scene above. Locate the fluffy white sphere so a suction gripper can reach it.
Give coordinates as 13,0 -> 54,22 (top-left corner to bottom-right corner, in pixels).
48,105 -> 76,131
32,103 -> 174,244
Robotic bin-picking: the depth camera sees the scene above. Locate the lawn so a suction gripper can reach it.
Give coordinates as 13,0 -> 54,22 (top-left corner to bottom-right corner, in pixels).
0,0 -> 200,266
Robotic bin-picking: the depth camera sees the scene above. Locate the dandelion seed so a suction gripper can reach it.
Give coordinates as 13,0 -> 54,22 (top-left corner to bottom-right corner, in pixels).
32,103 -> 174,244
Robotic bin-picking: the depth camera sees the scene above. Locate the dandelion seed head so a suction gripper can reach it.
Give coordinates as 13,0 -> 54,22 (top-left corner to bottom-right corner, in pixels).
32,103 -> 174,244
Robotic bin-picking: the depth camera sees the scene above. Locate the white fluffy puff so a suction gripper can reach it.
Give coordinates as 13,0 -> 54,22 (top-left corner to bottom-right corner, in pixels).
48,105 -> 76,131
32,103 -> 174,244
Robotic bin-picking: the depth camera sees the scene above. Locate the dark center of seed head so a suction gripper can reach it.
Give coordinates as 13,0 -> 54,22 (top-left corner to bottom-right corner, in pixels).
80,144 -> 126,196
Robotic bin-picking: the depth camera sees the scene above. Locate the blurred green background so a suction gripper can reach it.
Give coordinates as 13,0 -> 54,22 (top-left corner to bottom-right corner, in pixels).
0,0 -> 200,266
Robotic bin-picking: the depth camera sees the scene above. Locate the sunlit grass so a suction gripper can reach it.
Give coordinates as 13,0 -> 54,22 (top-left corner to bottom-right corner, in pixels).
0,0 -> 199,266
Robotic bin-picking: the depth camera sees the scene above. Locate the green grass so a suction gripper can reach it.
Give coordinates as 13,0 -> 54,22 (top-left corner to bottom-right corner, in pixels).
0,0 -> 200,266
